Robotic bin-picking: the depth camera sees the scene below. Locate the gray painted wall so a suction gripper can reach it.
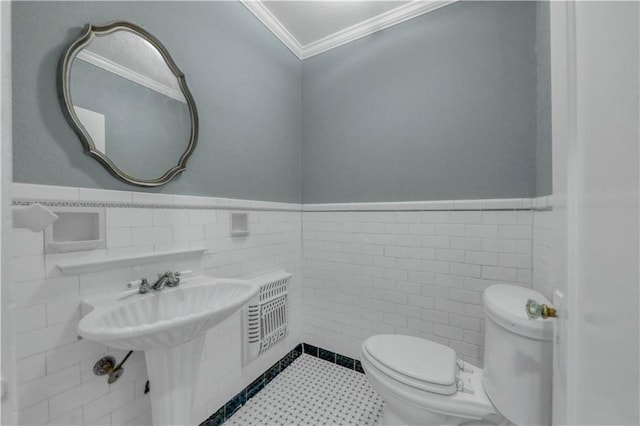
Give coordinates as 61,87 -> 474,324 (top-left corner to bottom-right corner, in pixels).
536,1 -> 552,196
12,1 -> 302,202
301,1 -> 542,203
13,1 -> 551,203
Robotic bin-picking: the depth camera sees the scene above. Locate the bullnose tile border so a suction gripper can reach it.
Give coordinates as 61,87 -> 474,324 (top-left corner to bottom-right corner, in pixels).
12,183 -> 552,212
12,183 -> 302,212
303,196 -> 552,212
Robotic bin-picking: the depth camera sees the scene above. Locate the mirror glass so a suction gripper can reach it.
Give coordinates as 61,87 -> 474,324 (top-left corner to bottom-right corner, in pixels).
60,22 -> 198,186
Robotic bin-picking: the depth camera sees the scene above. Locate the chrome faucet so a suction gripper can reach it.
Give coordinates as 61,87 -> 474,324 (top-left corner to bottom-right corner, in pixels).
127,270 -> 189,294
151,271 -> 180,291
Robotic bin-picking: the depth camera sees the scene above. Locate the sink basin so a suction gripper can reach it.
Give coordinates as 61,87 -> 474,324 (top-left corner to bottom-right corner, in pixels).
78,274 -> 259,425
79,275 -> 258,350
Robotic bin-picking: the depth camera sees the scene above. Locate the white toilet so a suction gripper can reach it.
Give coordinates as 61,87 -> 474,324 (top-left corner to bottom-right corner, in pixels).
361,284 -> 553,426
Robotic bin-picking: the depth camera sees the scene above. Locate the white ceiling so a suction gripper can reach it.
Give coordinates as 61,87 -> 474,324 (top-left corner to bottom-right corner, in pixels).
261,1 -> 409,47
243,0 -> 457,59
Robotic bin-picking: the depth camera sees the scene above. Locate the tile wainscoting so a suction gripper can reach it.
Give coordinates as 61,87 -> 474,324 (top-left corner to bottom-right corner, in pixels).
9,183 -> 552,425
533,209 -> 553,300
10,184 -> 302,426
301,198 -> 553,367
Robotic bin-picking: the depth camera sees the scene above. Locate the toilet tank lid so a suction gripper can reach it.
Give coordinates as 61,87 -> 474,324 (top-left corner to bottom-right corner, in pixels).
483,285 -> 553,340
364,334 -> 457,387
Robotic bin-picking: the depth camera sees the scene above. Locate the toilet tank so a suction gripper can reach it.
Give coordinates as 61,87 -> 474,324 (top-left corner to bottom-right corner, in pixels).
482,285 -> 553,426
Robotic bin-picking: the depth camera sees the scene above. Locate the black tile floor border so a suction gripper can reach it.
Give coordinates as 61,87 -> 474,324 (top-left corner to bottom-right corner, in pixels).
200,343 -> 364,426
302,343 -> 363,374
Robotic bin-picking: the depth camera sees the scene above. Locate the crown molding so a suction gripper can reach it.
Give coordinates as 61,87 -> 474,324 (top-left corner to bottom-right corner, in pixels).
242,0 -> 458,60
76,50 -> 187,103
301,0 -> 457,59
241,0 -> 305,59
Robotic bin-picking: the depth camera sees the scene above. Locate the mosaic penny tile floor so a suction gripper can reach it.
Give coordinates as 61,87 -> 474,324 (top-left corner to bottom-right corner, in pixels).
225,354 -> 384,425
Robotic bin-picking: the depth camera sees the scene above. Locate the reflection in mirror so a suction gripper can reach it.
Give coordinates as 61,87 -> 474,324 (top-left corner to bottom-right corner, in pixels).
59,22 -> 198,187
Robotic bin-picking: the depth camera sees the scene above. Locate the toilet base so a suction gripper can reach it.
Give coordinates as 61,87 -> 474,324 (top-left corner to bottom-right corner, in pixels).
381,402 -> 461,426
382,404 -> 508,426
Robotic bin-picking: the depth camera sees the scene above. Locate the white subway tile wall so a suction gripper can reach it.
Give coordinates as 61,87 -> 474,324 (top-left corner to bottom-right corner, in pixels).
301,209 -> 536,367
10,184 -> 553,426
533,209 -> 553,300
11,187 -> 301,426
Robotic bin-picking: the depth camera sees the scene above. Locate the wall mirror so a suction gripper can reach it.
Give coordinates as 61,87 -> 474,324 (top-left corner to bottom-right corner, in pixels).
58,21 -> 198,187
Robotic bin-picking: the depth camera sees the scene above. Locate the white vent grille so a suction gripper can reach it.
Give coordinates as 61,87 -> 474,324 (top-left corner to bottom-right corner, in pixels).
259,276 -> 289,303
243,271 -> 291,365
259,296 -> 288,352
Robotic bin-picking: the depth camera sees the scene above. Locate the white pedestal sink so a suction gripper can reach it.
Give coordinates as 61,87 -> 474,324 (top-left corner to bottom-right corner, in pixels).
78,275 -> 258,426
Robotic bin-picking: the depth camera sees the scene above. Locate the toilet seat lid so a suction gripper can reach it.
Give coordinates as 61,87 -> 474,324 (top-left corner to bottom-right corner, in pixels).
364,335 -> 457,389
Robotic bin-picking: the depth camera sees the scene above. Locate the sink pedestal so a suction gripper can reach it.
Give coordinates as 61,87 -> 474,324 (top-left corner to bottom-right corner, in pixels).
78,276 -> 261,425
144,335 -> 205,425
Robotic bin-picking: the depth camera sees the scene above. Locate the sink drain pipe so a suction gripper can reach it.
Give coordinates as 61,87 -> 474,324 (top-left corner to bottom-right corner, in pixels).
93,350 -> 133,384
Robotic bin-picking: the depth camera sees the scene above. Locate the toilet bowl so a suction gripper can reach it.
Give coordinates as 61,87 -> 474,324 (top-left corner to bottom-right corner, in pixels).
361,285 -> 554,426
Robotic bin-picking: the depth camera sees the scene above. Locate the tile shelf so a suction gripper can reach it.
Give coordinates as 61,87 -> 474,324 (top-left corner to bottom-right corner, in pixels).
56,248 -> 207,276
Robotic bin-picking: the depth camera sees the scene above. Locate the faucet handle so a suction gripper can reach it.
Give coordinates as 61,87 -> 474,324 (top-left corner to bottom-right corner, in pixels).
127,278 -> 150,294
127,278 -> 143,289
165,270 -> 190,287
